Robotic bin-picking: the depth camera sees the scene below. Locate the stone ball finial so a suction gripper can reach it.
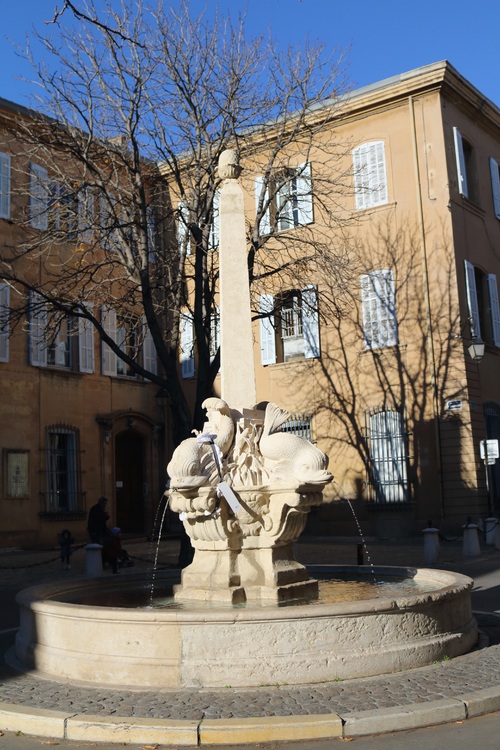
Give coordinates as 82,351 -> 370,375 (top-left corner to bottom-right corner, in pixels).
218,149 -> 242,180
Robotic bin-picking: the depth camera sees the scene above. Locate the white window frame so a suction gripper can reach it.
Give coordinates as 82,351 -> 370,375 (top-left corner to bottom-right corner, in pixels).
0,152 -> 11,219
360,270 -> 398,350
29,292 -> 48,367
142,316 -> 158,376
46,426 -> 79,512
489,157 -> 500,219
487,274 -> 500,347
77,185 -> 94,244
209,191 -> 220,250
368,409 -> 409,503
352,141 -> 388,210
30,163 -> 49,230
254,176 -> 271,236
178,202 -> 191,256
0,282 -> 10,362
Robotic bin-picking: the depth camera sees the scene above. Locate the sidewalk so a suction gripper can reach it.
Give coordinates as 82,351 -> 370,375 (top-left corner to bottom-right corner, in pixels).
1,535 -> 500,745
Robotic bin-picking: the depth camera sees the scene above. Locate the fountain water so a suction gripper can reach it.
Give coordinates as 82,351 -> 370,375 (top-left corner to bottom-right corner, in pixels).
12,149 -> 477,690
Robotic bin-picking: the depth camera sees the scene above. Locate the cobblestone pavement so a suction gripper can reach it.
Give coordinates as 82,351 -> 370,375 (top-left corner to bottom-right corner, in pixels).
1,535 -> 500,723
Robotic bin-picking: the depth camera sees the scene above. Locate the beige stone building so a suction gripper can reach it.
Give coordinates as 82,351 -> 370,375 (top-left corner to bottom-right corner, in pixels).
0,98 -> 167,547
2,60 -> 500,546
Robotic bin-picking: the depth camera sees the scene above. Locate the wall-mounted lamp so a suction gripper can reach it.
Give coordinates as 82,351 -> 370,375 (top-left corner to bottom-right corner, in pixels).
467,337 -> 485,363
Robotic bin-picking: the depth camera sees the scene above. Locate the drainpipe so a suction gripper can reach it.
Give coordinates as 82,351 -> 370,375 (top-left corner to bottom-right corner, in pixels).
408,95 -> 445,521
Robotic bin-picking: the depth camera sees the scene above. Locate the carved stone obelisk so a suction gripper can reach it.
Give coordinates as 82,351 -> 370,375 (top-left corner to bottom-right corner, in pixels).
217,149 -> 256,410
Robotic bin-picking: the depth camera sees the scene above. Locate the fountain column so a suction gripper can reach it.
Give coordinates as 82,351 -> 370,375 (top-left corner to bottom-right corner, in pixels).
218,150 -> 256,411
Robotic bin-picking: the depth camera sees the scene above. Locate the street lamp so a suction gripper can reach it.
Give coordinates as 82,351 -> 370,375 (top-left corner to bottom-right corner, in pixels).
467,337 -> 485,363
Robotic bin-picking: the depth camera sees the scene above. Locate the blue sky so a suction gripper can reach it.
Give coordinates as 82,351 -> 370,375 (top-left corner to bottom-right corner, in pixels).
2,0 -> 499,108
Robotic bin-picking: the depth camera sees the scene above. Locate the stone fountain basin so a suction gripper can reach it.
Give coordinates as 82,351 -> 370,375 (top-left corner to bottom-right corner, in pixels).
14,566 -> 477,689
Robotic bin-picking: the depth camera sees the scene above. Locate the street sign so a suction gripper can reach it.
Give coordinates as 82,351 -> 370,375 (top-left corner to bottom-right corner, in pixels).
480,439 -> 499,464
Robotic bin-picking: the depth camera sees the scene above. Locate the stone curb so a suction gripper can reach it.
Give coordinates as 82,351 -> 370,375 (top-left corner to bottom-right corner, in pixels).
2,686 -> 500,745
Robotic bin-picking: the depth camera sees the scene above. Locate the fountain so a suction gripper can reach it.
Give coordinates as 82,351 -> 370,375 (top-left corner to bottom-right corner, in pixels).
13,149 -> 477,690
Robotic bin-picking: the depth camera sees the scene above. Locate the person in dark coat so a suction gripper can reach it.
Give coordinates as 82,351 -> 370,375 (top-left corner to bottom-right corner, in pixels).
59,528 -> 74,570
87,496 -> 109,545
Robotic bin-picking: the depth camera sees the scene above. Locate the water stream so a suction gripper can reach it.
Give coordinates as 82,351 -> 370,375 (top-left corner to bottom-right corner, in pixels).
148,492 -> 170,606
333,479 -> 375,571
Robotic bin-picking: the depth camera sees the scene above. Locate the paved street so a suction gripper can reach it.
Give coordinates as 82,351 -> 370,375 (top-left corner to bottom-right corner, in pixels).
0,533 -> 500,746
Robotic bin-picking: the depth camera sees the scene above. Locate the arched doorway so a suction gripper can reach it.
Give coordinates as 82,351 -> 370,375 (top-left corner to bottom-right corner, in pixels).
114,430 -> 145,533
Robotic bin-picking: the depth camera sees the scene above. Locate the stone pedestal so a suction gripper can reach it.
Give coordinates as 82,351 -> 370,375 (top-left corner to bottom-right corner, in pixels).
462,524 -> 481,557
422,526 -> 440,564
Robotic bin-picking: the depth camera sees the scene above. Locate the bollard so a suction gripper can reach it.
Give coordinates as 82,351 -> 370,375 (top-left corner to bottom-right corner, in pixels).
462,522 -> 481,557
485,517 -> 498,545
422,523 -> 440,564
495,522 -> 500,550
85,543 -> 103,576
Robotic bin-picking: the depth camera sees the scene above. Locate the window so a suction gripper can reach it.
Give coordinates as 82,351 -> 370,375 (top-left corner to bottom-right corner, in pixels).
3,450 -> 29,498
45,425 -> 80,512
464,260 -> 500,347
147,205 -> 156,263
352,142 -> 388,210
0,152 -> 11,219
101,307 -> 156,377
255,162 -> 313,236
47,316 -> 72,368
279,415 -> 312,441
490,158 -> 500,219
453,128 -> 479,204
210,306 -> 220,361
259,285 -> 320,365
30,163 -> 49,230
0,282 -> 9,362
29,292 -> 95,371
366,408 -> 409,503
209,191 -> 220,250
360,270 -> 398,350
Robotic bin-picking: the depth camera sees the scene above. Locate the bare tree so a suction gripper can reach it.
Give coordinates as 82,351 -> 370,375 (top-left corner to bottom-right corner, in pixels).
1,0 -> 354,444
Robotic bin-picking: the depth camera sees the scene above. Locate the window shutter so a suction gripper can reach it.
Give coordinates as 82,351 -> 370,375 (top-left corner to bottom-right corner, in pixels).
276,179 -> 293,231
78,187 -> 94,243
353,142 -> 387,210
181,314 -> 195,378
147,206 -> 156,263
101,307 -> 117,376
296,162 -> 314,226
302,285 -> 320,358
361,270 -> 397,349
370,142 -> 388,206
78,304 -> 94,373
464,260 -> 481,339
453,127 -> 468,198
209,191 -> 220,250
255,176 -> 271,235
489,158 -> 500,219
30,163 -> 49,230
353,145 -> 368,210
0,282 -> 10,362
488,274 -> 500,347
29,292 -> 47,367
259,294 -> 276,365
177,202 -> 191,256
0,152 -> 11,219
142,317 -> 157,376
210,305 -> 220,362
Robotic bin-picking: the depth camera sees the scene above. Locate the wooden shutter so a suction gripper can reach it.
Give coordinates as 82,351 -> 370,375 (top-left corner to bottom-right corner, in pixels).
490,158 -> 500,219
302,285 -> 320,358
78,304 -> 94,373
30,163 -> 49,230
142,317 -> 157,376
488,274 -> 500,347
0,152 -> 11,219
454,127 -> 468,198
296,161 -> 314,225
464,260 -> 481,339
259,294 -> 276,365
177,202 -> 191,256
29,291 -> 47,367
255,176 -> 271,235
210,305 -> 220,362
276,179 -> 293,231
209,191 -> 220,250
101,307 -> 117,376
0,282 -> 9,362
181,314 -> 195,378
361,270 -> 397,349
353,142 -> 387,210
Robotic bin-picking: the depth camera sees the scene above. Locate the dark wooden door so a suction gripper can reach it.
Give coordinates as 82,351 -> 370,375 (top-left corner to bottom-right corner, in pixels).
115,431 -> 145,532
